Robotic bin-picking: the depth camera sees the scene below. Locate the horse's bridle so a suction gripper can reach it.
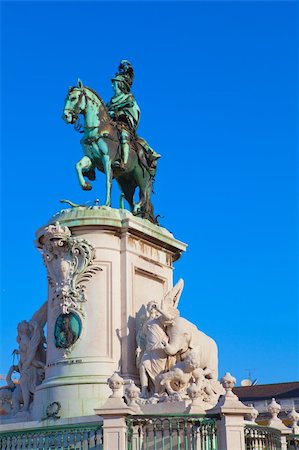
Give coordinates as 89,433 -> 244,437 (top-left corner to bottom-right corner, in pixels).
66,88 -> 85,120
64,88 -> 87,132
66,88 -> 102,133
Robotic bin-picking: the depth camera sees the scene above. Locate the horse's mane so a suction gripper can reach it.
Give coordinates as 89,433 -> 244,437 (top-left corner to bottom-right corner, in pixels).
70,85 -> 110,122
84,86 -> 104,103
84,86 -> 111,122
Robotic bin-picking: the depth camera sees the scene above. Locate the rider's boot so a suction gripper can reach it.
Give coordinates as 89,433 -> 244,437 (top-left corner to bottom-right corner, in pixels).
121,141 -> 130,170
114,132 -> 130,170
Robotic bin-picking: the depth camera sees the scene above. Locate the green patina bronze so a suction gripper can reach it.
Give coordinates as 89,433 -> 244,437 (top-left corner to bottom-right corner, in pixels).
63,60 -> 160,224
54,312 -> 82,349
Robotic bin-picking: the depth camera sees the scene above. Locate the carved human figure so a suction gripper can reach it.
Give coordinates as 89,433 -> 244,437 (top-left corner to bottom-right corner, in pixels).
106,60 -> 160,172
13,319 -> 46,412
135,279 -> 220,405
158,351 -> 204,397
136,301 -> 172,398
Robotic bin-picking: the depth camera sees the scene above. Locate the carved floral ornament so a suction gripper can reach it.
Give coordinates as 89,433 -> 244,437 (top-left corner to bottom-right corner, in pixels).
39,222 -> 102,314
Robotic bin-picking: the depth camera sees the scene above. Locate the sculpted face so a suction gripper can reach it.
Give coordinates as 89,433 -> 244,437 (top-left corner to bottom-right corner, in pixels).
147,301 -> 160,318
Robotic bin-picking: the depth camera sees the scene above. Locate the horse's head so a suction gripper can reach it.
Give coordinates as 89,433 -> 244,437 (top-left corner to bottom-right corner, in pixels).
63,79 -> 87,124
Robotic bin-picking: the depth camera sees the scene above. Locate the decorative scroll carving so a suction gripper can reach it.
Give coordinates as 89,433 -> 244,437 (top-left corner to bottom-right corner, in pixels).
40,222 -> 102,313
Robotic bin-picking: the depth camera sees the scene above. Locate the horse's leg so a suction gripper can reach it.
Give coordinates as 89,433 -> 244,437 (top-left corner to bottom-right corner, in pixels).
97,139 -> 112,207
76,156 -> 93,191
102,155 -> 112,206
131,166 -> 147,215
133,189 -> 145,215
133,169 -> 156,222
116,178 -> 136,211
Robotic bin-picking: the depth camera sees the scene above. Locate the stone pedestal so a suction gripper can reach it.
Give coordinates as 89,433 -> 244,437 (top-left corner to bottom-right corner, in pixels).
32,207 -> 186,420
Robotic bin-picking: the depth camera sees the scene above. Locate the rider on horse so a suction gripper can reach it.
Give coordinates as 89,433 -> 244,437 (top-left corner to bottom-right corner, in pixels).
106,60 -> 160,176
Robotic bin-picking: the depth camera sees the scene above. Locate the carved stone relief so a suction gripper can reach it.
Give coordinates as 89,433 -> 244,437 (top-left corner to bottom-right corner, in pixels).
134,279 -> 224,409
39,222 -> 102,314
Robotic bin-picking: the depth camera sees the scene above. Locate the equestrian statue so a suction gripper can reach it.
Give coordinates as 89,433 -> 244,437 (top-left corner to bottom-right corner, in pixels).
63,60 -> 160,224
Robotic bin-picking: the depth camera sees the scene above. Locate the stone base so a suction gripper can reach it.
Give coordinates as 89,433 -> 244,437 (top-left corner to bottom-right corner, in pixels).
32,207 -> 186,420
32,377 -> 111,420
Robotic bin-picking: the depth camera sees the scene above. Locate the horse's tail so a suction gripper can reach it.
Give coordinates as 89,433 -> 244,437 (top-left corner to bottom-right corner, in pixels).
135,141 -> 156,178
142,178 -> 159,225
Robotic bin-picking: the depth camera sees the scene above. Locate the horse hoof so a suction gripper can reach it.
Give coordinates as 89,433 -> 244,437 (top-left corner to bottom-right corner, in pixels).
83,182 -> 92,191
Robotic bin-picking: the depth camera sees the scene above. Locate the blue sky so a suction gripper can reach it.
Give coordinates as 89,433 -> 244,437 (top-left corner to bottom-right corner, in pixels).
1,1 -> 298,385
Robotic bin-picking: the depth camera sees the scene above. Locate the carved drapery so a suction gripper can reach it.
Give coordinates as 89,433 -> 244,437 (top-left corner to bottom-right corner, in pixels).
40,222 -> 102,314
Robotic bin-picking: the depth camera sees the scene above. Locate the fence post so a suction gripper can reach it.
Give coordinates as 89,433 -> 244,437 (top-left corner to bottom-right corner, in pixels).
209,372 -> 252,450
95,398 -> 136,450
267,398 -> 292,450
94,373 -> 136,450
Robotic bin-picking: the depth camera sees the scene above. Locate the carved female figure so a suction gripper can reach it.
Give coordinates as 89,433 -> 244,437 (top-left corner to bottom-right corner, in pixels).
137,302 -> 173,398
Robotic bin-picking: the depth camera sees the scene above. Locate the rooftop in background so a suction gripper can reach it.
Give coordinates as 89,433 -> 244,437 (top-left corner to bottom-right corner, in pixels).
234,382 -> 299,402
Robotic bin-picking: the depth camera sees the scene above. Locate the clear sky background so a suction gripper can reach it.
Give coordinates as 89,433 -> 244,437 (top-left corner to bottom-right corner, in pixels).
1,1 -> 298,386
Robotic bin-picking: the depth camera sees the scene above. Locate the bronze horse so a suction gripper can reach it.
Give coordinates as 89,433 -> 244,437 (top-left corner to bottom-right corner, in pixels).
63,80 -> 157,223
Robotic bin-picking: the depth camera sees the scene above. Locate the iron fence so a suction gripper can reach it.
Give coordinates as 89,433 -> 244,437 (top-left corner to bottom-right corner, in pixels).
126,415 -> 218,450
244,424 -> 282,450
287,434 -> 299,450
0,422 -> 103,450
